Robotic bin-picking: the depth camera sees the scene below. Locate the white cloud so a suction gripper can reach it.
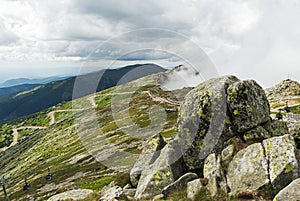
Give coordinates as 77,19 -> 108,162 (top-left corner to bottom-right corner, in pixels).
0,0 -> 299,86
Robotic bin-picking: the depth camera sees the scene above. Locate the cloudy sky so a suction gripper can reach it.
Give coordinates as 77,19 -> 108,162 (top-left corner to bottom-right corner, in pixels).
0,0 -> 299,87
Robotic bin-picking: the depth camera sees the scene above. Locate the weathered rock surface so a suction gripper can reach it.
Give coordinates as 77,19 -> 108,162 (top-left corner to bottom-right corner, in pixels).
227,80 -> 270,133
130,133 -> 166,187
177,75 -> 239,170
162,172 -> 198,197
204,153 -> 228,196
263,134 -> 298,188
99,186 -> 127,201
187,179 -> 204,200
273,178 -> 300,201
227,143 -> 269,194
228,135 -> 298,194
135,140 -> 186,199
47,189 -> 93,201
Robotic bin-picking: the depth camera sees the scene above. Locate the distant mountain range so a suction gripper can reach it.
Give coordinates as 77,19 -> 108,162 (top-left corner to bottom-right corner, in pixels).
0,64 -> 166,122
0,84 -> 40,96
0,76 -> 70,88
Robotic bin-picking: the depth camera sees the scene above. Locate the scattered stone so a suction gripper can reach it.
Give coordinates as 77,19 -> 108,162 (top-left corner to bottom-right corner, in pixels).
130,133 -> 166,187
227,80 -> 270,133
100,186 -> 127,201
187,179 -> 204,200
47,189 -> 93,201
162,172 -> 198,197
221,144 -> 234,162
262,134 -> 298,188
227,143 -> 269,194
123,188 -> 136,197
273,178 -> 300,201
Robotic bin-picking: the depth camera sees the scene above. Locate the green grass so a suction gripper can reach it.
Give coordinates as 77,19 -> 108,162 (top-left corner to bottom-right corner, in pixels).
79,176 -> 114,190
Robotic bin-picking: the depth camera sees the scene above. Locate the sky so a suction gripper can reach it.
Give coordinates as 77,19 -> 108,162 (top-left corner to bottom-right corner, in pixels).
0,0 -> 299,88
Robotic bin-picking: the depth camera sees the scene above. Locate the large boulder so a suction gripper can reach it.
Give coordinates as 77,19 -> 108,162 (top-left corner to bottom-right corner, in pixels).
227,143 -> 269,194
227,80 -> 270,133
273,178 -> 300,201
243,126 -> 271,142
130,133 -> 166,187
177,75 -> 239,170
263,134 -> 298,188
135,140 -> 186,199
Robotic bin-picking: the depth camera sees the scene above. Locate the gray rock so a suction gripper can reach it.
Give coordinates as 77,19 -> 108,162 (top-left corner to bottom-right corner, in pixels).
100,186 -> 127,201
162,172 -> 198,197
227,143 -> 269,194
177,75 -> 239,170
135,140 -> 186,199
152,194 -> 164,201
187,179 -> 204,200
273,178 -> 300,201
130,133 -> 166,187
47,189 -> 94,201
221,144 -> 234,162
204,153 -> 228,196
262,134 -> 298,188
123,188 -> 136,197
227,80 -> 270,133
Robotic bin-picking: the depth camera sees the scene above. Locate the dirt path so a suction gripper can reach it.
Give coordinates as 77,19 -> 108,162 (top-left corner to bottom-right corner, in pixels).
144,91 -> 180,106
10,126 -> 47,147
48,109 -> 84,126
87,96 -> 97,108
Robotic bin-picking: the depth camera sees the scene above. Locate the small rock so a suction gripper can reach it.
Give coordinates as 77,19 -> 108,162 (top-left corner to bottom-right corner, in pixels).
187,179 -> 204,200
130,133 -> 166,187
263,119 -> 289,137
100,186 -> 127,201
152,194 -> 164,201
273,178 -> 300,201
123,189 -> 136,197
162,172 -> 198,197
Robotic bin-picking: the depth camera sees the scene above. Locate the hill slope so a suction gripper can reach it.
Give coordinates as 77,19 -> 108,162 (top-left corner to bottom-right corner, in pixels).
0,69 -> 189,200
0,64 -> 166,123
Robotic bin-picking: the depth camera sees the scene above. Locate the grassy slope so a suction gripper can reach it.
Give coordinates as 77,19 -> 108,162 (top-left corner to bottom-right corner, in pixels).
0,73 -> 186,200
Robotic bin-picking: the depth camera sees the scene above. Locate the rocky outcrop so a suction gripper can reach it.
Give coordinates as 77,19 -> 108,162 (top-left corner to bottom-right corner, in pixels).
273,178 -> 300,201
130,133 -> 166,187
130,76 -> 299,200
47,189 -> 93,201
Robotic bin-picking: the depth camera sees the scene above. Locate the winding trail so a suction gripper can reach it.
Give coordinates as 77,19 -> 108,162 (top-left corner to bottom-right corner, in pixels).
87,96 -> 97,108
48,109 -> 85,126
